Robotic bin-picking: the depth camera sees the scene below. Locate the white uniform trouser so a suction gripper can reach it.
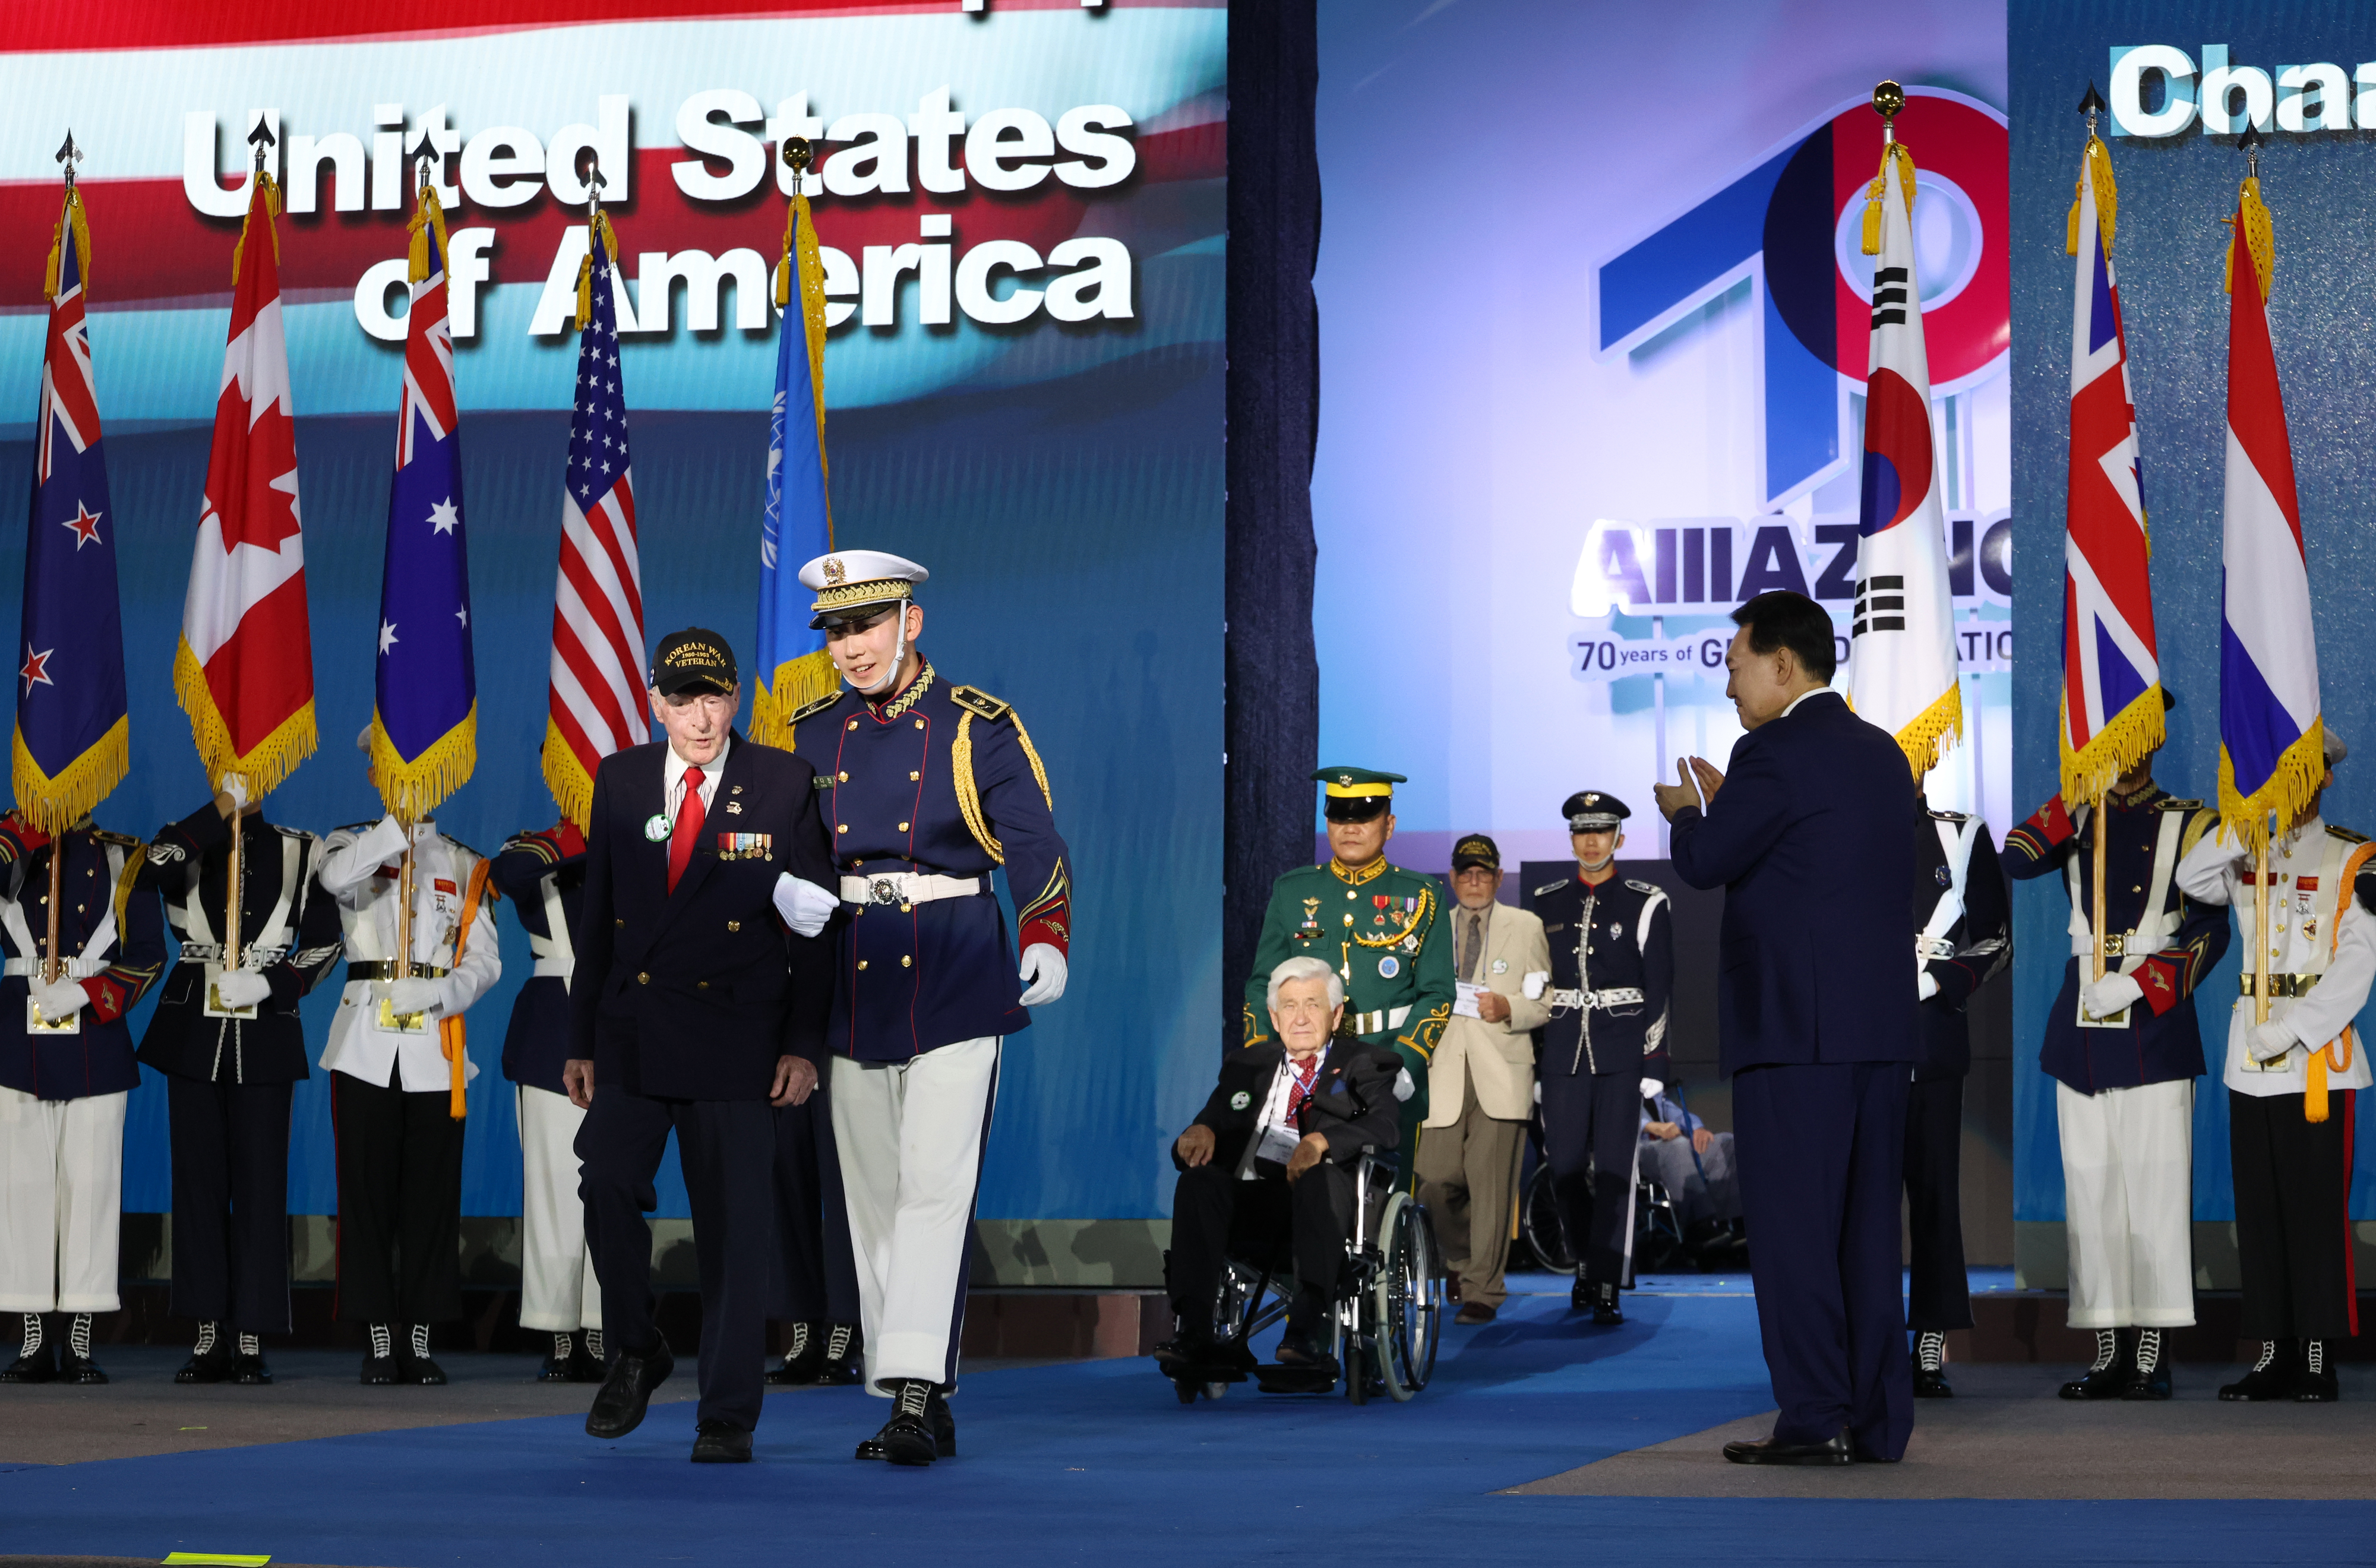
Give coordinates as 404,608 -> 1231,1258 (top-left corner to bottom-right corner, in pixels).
516,1085 -> 602,1332
0,1087 -> 127,1313
832,1036 -> 999,1396
2056,1078 -> 2195,1328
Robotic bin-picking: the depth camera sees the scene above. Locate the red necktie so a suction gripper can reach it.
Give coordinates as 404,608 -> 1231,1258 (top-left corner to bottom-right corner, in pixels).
667,766 -> 706,893
1286,1057 -> 1319,1123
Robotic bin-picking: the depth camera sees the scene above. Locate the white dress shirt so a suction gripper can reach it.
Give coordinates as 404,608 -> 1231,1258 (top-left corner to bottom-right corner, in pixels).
316,815 -> 503,1092
663,734 -> 729,819
1780,687 -> 1837,719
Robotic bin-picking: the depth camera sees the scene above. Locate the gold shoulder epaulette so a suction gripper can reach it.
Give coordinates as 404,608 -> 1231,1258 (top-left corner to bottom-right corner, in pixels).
87,829 -> 142,849
950,684 -> 1012,722
2329,824 -> 2370,845
787,690 -> 844,726
2157,797 -> 2205,811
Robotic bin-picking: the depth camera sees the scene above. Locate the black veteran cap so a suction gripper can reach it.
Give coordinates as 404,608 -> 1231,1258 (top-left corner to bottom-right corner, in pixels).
1451,833 -> 1500,871
651,628 -> 737,696
1562,791 -> 1631,831
1315,765 -> 1405,823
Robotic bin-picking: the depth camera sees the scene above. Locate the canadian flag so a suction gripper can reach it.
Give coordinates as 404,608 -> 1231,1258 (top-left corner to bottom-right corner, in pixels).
175,172 -> 315,791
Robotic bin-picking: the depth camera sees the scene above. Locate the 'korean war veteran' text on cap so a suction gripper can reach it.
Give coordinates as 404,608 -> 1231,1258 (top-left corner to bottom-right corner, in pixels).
652,628 -> 737,696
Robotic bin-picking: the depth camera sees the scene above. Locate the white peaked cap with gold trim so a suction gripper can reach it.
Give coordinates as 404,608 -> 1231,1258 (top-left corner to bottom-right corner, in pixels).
798,549 -> 930,627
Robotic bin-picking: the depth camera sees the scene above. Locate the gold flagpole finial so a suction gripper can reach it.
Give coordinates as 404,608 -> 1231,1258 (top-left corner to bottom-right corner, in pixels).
1873,80 -> 1905,144
782,134 -> 814,181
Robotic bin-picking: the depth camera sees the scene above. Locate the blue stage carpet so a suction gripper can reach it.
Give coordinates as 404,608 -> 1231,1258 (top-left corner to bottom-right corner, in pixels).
4,1285 -> 2365,1566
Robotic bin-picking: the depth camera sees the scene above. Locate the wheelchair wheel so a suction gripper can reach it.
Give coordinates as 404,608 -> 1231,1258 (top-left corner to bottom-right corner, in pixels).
1521,1162 -> 1579,1275
1371,1191 -> 1442,1401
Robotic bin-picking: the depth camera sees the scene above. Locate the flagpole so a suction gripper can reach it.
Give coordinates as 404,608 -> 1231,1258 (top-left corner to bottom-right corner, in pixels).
225,799 -> 243,975
2090,803 -> 2108,985
2254,837 -> 2271,1026
43,843 -> 64,988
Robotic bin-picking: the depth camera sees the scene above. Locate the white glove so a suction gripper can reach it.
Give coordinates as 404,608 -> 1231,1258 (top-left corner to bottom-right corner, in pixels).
1533,1080 -> 1544,1106
213,970 -> 272,1009
2082,971 -> 2143,1019
1639,1077 -> 1664,1101
1392,1067 -> 1416,1102
1018,943 -> 1068,1006
772,875 -> 839,940
220,773 -> 250,810
1918,972 -> 1941,1002
1521,970 -> 1548,1001
386,978 -> 443,1017
2249,1019 -> 2300,1063
30,976 -> 88,1022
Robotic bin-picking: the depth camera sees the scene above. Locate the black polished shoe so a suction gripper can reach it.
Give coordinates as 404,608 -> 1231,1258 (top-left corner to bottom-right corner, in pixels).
361,1352 -> 401,1386
1569,1276 -> 1591,1311
2220,1340 -> 2300,1402
586,1336 -> 675,1439
2120,1329 -> 2170,1401
538,1334 -> 578,1383
1910,1331 -> 1952,1398
2059,1328 -> 2133,1400
816,1324 -> 865,1386
1154,1335 -> 1217,1380
2295,1341 -> 2339,1403
691,1420 -> 754,1463
230,1352 -> 273,1386
767,1322 -> 827,1386
1591,1281 -> 1625,1327
402,1337 -> 448,1387
0,1342 -> 55,1384
562,1339 -> 606,1384
1724,1428 -> 1853,1466
870,1379 -> 941,1466
58,1353 -> 107,1385
176,1341 -> 237,1385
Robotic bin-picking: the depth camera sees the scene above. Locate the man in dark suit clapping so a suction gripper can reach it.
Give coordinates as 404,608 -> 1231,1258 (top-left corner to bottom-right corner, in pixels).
568,629 -> 841,1464
1657,590 -> 1920,1466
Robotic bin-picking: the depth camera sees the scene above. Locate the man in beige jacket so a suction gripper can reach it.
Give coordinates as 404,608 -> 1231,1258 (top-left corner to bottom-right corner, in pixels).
1416,834 -> 1552,1323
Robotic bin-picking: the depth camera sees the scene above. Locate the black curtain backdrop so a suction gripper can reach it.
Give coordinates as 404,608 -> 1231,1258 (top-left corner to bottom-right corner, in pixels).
1223,0 -> 1322,1056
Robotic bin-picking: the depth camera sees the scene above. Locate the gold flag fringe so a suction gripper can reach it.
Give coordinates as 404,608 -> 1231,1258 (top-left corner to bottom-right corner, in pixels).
173,636 -> 315,796
230,172 -> 282,286
1860,141 -> 1917,256
2059,685 -> 2166,810
751,649 -> 841,751
774,184 -> 833,527
2225,176 -> 2274,299
1892,681 -> 1965,780
2218,720 -> 2327,859
369,703 -> 477,821
43,186 -> 91,302
542,717 -> 596,834
406,181 -> 451,286
11,715 -> 128,835
2065,133 -> 2119,258
573,211 -> 621,330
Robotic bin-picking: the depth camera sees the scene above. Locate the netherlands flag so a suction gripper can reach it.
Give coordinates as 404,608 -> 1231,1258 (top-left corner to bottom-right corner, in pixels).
2217,176 -> 2323,853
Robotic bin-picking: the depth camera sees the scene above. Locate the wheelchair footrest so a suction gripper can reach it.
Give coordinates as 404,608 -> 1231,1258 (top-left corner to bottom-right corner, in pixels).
1253,1361 -> 1339,1395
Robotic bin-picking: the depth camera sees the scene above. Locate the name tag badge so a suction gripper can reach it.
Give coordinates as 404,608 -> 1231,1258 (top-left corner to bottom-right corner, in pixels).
643,814 -> 671,842
1256,1120 -> 1302,1166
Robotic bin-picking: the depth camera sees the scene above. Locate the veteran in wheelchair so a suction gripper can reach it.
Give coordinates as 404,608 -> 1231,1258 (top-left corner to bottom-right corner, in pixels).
1157,956 -> 1442,1403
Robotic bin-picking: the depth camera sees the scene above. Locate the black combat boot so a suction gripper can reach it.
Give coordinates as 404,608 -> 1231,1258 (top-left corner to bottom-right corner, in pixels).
2293,1339 -> 2339,1403
2219,1339 -> 2301,1401
1911,1330 -> 1952,1398
2059,1327 -> 2132,1399
2119,1327 -> 2170,1400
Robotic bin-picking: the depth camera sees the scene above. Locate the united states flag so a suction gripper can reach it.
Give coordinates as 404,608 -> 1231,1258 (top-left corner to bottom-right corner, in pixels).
542,229 -> 646,829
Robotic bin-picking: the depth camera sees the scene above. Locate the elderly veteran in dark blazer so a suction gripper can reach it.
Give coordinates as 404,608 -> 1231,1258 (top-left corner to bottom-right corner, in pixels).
568,628 -> 841,1465
1157,956 -> 1404,1386
1658,590 -> 1921,1466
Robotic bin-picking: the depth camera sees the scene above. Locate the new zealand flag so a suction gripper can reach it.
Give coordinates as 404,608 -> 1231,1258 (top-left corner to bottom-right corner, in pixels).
368,204 -> 476,817
17,190 -> 129,830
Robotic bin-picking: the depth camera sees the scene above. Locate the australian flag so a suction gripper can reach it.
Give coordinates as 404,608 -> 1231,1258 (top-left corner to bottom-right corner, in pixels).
368,203 -> 476,817
17,188 -> 129,830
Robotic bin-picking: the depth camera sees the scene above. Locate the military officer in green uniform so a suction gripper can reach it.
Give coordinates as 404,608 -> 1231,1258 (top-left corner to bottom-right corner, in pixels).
1244,768 -> 1452,1175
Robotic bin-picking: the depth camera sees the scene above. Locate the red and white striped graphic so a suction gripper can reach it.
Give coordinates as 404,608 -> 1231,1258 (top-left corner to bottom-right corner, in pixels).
542,238 -> 646,830
175,175 -> 316,792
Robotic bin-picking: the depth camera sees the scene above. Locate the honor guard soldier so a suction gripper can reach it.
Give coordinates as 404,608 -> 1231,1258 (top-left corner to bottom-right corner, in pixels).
491,814 -> 603,1382
2176,729 -> 2370,1403
1904,787 -> 2010,1396
0,810 -> 163,1384
137,776 -> 341,1386
786,552 -> 1072,1468
1244,768 -> 1449,1178
571,629 -> 839,1465
317,731 -> 503,1387
1525,791 -> 1672,1325
2005,713 -> 2225,1400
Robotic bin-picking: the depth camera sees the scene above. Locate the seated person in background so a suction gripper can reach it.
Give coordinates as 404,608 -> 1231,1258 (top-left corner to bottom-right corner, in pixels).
1159,956 -> 1404,1381
1640,1092 -> 1742,1251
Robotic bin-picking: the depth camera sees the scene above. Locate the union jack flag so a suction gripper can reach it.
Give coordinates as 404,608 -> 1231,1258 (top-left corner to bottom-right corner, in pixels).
542,219 -> 647,829
2059,134 -> 2162,804
16,176 -> 130,829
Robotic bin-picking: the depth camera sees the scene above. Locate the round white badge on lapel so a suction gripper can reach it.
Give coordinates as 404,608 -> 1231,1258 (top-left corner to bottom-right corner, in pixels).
1377,955 -> 1401,978
644,814 -> 671,842
1230,1091 -> 1251,1110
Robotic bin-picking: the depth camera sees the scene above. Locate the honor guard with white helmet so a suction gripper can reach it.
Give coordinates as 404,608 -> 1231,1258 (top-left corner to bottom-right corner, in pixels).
316,729 -> 503,1387
1242,768 -> 1451,1185
135,775 -> 342,1386
491,813 -> 604,1382
2005,693 -> 2226,1400
2176,727 -> 2372,1404
1525,790 -> 1673,1325
0,810 -> 164,1386
785,550 -> 1072,1467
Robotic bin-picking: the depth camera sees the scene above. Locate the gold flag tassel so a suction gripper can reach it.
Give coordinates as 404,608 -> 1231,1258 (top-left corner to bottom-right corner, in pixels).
43,186 -> 91,302
2217,723 -> 2325,862
2065,132 -> 2119,257
230,170 -> 281,285
2225,176 -> 2275,299
574,210 -> 621,331
405,172 -> 450,285
1859,141 -> 1917,257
